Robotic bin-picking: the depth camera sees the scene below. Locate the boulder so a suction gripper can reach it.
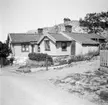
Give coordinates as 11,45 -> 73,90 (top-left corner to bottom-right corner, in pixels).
63,77 -> 72,83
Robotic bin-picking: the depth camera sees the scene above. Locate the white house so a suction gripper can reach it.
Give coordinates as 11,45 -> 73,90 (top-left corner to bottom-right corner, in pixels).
37,25 -> 100,56
7,25 -> 104,58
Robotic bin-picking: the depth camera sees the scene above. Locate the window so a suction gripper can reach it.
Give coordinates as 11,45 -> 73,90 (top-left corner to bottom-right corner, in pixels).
21,44 -> 29,52
61,42 -> 67,51
38,46 -> 40,52
44,40 -> 50,51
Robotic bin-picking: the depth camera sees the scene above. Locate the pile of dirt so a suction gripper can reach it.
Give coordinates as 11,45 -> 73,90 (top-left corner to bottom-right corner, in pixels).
51,70 -> 108,105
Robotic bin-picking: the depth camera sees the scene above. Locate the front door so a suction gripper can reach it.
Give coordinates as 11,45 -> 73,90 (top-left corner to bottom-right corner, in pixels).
71,41 -> 75,55
31,45 -> 35,53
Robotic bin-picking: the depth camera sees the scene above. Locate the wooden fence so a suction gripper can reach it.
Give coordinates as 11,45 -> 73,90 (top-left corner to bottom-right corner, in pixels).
100,43 -> 108,71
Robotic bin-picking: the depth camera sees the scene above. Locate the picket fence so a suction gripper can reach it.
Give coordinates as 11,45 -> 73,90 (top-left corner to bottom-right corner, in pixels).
100,43 -> 108,71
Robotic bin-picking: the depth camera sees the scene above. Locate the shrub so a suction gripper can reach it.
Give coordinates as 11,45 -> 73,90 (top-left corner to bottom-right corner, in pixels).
28,53 -> 53,65
26,59 -> 53,67
68,50 -> 99,64
87,50 -> 99,57
68,55 -> 84,64
0,57 -> 10,66
76,55 -> 85,61
59,60 -> 67,65
99,90 -> 108,101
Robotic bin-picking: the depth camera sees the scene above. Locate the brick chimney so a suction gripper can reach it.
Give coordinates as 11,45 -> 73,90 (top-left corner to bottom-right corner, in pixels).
65,25 -> 72,33
64,18 -> 71,24
38,28 -> 43,35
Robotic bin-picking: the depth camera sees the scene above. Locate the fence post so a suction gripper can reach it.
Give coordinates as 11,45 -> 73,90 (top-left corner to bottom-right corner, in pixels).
100,43 -> 108,71
46,56 -> 48,71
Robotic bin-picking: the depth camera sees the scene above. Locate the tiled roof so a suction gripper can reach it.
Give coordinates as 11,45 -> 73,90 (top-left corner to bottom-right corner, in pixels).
63,32 -> 99,45
81,33 -> 105,39
48,32 -> 70,41
9,33 -> 42,43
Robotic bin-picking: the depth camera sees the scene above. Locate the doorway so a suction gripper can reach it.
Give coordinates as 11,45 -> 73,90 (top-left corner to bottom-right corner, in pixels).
31,45 -> 35,53
71,41 -> 75,55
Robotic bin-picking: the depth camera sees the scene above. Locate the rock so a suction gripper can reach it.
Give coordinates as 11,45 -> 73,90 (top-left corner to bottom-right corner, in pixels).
90,77 -> 102,86
99,79 -> 107,85
69,85 -> 84,95
16,66 -> 31,73
96,88 -> 108,101
90,85 -> 100,91
63,77 -> 72,83
70,80 -> 76,85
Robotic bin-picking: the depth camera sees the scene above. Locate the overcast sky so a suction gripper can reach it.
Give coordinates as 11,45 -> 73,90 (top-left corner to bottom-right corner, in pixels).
0,0 -> 108,42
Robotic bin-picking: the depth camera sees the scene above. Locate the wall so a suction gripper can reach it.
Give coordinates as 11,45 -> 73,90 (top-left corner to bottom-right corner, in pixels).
39,37 -> 71,56
75,42 -> 83,55
56,42 -> 71,56
39,36 -> 99,56
13,44 -> 31,58
39,37 -> 57,55
82,45 -> 99,55
12,44 -> 38,58
75,42 -> 99,55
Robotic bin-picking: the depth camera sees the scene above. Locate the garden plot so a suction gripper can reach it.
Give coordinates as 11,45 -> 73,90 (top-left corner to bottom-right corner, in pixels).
50,70 -> 108,105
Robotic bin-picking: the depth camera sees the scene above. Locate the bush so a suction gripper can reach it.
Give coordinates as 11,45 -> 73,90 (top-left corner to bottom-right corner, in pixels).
0,57 -> 10,66
99,91 -> 108,101
76,55 -> 85,61
26,59 -> 53,67
87,50 -> 99,57
68,51 -> 99,64
28,53 -> 53,65
68,55 -> 84,64
59,60 -> 67,65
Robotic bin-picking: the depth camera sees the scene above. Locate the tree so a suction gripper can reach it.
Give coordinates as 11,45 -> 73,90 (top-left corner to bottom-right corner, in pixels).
79,11 -> 108,34
0,41 -> 11,67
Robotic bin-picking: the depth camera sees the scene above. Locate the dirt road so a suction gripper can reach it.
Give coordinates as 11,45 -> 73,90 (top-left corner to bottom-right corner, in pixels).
0,59 -> 99,105
0,75 -> 96,105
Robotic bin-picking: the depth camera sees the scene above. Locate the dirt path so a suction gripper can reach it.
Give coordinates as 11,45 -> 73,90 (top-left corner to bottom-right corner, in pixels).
1,75 -> 96,105
0,59 -> 100,105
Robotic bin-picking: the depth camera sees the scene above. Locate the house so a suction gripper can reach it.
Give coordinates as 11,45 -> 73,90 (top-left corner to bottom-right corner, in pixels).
7,25 -> 104,58
37,25 -> 100,56
7,28 -> 43,58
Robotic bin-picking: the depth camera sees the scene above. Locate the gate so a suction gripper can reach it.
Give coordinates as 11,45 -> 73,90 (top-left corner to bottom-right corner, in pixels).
100,43 -> 108,71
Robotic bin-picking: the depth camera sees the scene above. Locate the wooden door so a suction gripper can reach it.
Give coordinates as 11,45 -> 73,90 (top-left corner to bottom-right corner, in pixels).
71,41 -> 75,55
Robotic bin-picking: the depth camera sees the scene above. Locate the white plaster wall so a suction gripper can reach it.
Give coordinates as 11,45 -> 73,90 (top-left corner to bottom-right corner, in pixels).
14,44 -> 32,58
75,42 -> 83,55
56,42 -> 71,56
39,37 -> 57,55
39,37 -> 99,56
39,37 -> 71,56
75,42 -> 99,55
82,45 -> 99,55
34,45 -> 38,53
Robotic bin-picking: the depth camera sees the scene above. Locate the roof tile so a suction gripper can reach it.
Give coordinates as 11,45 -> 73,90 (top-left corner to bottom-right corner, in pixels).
9,33 -> 42,43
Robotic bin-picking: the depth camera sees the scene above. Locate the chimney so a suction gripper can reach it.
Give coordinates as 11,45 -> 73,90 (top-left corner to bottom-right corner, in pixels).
65,25 -> 72,33
64,18 -> 71,24
38,28 -> 43,35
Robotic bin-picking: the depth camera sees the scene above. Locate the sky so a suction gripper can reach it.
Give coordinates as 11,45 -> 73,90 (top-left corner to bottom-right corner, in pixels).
0,0 -> 108,42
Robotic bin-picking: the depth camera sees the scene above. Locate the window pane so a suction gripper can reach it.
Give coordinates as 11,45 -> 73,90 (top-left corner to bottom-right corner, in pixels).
61,42 -> 67,51
21,44 -> 29,52
45,40 -> 50,51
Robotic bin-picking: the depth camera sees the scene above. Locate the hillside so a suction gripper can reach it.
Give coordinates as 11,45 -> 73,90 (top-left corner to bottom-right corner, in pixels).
27,20 -> 85,34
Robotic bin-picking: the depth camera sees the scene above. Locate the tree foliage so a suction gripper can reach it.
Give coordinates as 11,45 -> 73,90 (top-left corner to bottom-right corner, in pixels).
79,11 -> 108,34
0,41 -> 11,58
